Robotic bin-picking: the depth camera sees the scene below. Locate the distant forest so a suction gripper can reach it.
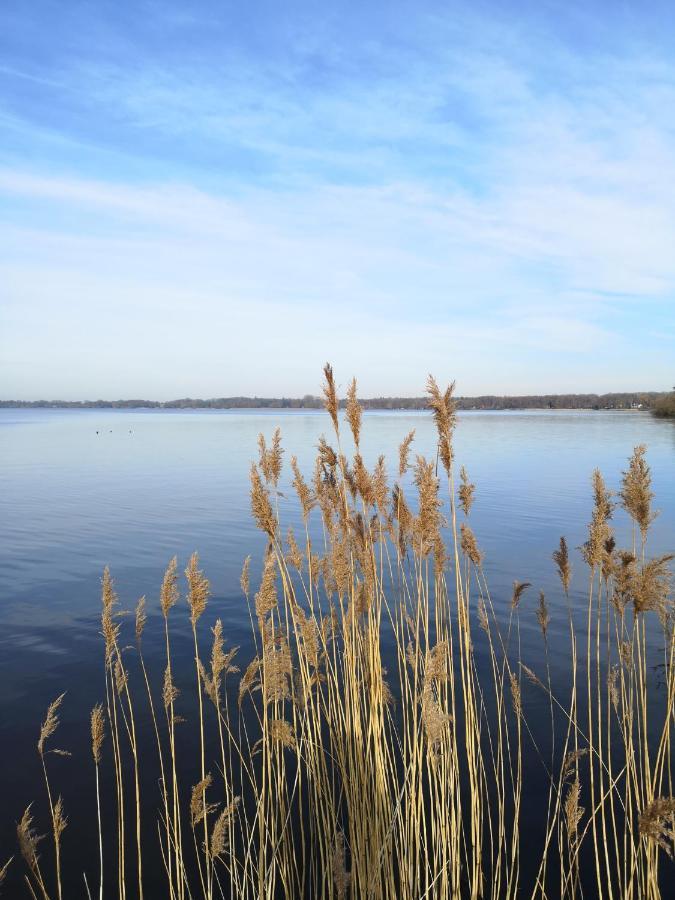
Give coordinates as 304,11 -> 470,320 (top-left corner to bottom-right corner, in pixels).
1,392 -> 667,410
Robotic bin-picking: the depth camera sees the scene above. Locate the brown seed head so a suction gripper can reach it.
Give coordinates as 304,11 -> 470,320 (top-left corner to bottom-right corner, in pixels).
269,718 -> 296,749
536,591 -> 550,636
114,658 -> 128,696
608,665 -> 620,713
459,466 -> 475,516
638,797 -> 675,857
553,537 -> 571,595
90,703 -> 105,764
53,797 -> 67,841
346,378 -> 362,447
240,555 -> 251,597
583,470 -> 613,569
163,665 -> 179,709
291,456 -> 314,520
621,445 -> 656,543
250,463 -> 277,537
372,454 -> 388,514
477,598 -> 489,633
421,690 -> 452,756
17,805 -> 43,873
185,552 -> 209,626
322,363 -> 340,436
238,657 -> 261,707
564,777 -> 584,840
38,692 -> 65,755
632,554 -> 673,619
255,552 -> 278,619
101,567 -> 121,663
460,523 -> 483,566
210,798 -> 239,860
286,527 -> 304,570
398,430 -> 415,477
412,456 -> 443,557
511,581 -> 531,611
258,427 -> 284,488
424,642 -> 450,687
135,595 -> 147,643
190,773 -> 214,828
160,556 -> 179,618
263,640 -> 292,704
426,375 -> 456,475
510,672 -> 522,717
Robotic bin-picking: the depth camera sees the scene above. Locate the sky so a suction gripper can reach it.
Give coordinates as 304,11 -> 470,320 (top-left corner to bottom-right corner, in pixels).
1,0 -> 674,400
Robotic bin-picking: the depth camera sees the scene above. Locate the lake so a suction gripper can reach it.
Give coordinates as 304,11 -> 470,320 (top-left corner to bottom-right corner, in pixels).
1,407 -> 673,894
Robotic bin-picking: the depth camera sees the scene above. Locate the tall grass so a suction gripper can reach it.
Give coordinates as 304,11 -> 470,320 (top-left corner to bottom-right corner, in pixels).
8,365 -> 674,898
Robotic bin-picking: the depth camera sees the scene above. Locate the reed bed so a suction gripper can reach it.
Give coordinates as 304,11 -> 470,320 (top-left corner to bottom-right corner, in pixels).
7,365 -> 674,899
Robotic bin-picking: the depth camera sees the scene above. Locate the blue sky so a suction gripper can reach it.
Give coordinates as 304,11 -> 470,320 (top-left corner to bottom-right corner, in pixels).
1,0 -> 674,399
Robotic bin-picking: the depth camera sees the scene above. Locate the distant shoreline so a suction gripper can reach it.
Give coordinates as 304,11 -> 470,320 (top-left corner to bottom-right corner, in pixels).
0,391 -> 667,412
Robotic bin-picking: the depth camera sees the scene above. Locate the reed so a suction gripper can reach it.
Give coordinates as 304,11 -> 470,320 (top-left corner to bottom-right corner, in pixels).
6,366 -> 674,899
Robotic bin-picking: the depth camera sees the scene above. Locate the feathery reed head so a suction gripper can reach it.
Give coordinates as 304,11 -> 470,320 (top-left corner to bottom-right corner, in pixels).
185,551 -> 209,626
208,619 -> 239,703
459,466 -> 475,516
398,430 -> 415,477
631,554 -> 673,619
291,456 -> 314,520
322,363 -> 340,436
190,773 -> 215,828
101,566 -> 120,662
255,551 -> 278,619
269,718 -> 296,749
17,805 -> 43,873
90,703 -> 105,764
536,591 -> 550,636
412,456 -> 443,557
553,537 -> 571,595
240,555 -> 251,597
38,692 -> 65,755
510,672 -> 522,717
258,428 -> 284,488
162,665 -> 179,709
53,797 -> 67,841
286,527 -> 304,570
421,691 -> 452,757
160,556 -> 179,618
263,640 -> 292,704
135,595 -> 147,643
460,522 -> 483,566
346,377 -> 362,447
210,798 -> 239,860
592,468 -> 613,521
564,777 -> 584,841
511,581 -> 531,611
621,444 -> 656,542
426,375 -> 456,474
638,797 -> 675,857
250,463 -> 277,537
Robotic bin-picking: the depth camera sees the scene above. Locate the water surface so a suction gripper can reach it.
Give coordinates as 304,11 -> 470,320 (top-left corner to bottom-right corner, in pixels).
1,407 -> 673,891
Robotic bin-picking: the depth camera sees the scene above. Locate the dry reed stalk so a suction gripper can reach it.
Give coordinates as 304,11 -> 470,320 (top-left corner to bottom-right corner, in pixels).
185,553 -> 212,890
37,694 -> 68,900
90,705 -> 105,900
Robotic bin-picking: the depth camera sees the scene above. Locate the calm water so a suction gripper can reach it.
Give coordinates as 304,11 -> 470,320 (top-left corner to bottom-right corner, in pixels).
1,408 -> 673,892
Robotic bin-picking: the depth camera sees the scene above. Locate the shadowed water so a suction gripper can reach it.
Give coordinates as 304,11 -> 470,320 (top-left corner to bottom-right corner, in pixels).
1,407 -> 673,894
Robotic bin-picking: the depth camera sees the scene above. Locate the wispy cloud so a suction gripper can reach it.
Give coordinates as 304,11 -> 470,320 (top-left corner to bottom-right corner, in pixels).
1,1 -> 674,397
